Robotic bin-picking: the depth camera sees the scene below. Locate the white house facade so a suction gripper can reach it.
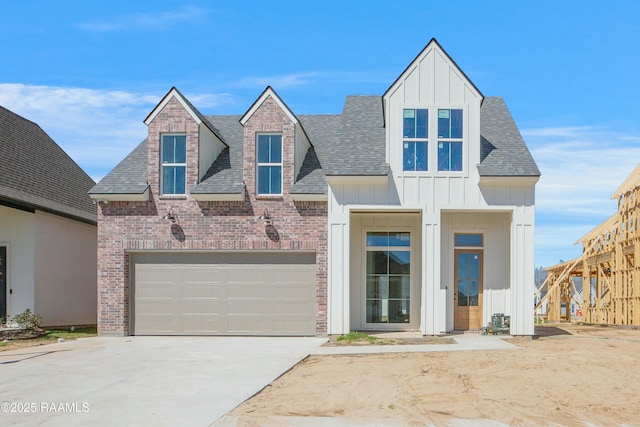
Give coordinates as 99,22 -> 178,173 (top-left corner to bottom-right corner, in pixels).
326,40 -> 539,336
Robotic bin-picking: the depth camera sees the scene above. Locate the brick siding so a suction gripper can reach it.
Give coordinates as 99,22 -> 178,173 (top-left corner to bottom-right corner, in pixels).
97,95 -> 328,336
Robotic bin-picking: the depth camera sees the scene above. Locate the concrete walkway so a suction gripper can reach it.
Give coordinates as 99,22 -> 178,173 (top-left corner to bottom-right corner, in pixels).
310,335 -> 516,355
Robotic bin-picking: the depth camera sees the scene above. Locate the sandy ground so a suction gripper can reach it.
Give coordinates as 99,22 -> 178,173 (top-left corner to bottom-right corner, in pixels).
228,324 -> 640,426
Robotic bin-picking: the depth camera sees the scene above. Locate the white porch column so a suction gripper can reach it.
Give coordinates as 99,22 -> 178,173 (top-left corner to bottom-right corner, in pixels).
422,212 -> 440,335
511,209 -> 535,335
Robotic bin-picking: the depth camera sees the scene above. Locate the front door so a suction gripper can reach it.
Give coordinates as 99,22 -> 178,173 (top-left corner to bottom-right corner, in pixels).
454,250 -> 483,330
1,246 -> 6,321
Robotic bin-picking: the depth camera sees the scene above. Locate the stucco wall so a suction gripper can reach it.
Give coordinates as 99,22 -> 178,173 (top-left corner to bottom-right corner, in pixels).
34,211 -> 97,326
0,205 -> 35,319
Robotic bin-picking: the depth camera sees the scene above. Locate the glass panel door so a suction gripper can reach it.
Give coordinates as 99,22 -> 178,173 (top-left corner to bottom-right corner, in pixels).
457,252 -> 480,307
365,232 -> 410,324
454,249 -> 483,330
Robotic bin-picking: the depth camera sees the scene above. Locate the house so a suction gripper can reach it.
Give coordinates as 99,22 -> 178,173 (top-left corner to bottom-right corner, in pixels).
90,39 -> 539,336
0,106 -> 97,326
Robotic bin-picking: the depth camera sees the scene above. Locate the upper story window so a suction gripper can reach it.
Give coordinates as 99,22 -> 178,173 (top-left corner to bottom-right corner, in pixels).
161,134 -> 186,194
402,109 -> 428,171
437,109 -> 463,171
257,134 -> 282,195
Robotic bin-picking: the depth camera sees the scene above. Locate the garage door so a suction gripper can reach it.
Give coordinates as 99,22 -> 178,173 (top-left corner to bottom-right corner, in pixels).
132,252 -> 316,336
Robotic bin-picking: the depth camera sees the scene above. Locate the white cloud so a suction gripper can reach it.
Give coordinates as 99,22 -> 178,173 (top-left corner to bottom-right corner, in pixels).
231,70 -> 392,90
0,83 -> 230,182
76,5 -> 208,32
525,125 -> 640,266
233,72 -> 322,89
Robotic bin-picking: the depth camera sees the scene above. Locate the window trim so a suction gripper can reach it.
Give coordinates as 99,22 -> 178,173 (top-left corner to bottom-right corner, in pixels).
364,230 -> 413,326
437,108 -> 464,172
454,232 -> 484,248
399,106 -> 467,175
256,133 -> 283,196
160,133 -> 187,195
402,108 -> 428,172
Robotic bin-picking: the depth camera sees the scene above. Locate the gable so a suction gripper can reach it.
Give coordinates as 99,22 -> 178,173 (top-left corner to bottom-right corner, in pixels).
383,38 -> 483,106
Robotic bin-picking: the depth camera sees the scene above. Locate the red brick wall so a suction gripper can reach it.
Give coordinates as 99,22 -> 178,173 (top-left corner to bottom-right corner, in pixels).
147,97 -> 200,194
97,94 -> 327,336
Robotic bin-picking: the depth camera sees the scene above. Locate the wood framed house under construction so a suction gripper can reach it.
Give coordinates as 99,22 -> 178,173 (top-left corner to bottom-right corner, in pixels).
538,165 -> 640,325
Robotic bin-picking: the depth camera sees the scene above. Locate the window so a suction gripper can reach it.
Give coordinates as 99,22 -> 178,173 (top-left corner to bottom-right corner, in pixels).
437,109 -> 463,171
161,135 -> 186,194
365,232 -> 411,324
455,233 -> 483,247
257,134 -> 282,195
403,109 -> 428,171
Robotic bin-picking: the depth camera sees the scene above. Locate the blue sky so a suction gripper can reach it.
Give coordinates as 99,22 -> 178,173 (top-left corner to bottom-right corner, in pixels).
2,1 -> 640,268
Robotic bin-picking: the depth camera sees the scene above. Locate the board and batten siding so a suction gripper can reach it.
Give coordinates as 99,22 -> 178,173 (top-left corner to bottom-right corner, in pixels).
326,41 -> 536,336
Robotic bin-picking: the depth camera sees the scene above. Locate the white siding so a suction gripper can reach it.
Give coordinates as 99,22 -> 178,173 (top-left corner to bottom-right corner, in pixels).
294,123 -> 311,181
198,124 -> 226,181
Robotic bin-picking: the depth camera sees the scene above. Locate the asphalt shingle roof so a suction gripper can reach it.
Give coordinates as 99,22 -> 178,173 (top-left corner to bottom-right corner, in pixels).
92,94 -> 539,197
318,96 -> 388,176
88,139 -> 149,195
0,106 -> 96,223
478,97 -> 540,177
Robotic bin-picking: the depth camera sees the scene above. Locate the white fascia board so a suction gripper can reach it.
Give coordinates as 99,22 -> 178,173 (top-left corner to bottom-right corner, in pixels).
89,188 -> 150,202
348,206 -> 422,214
290,193 -> 327,202
478,176 -> 540,186
191,192 -> 244,202
144,89 -> 202,126
325,175 -> 388,185
440,205 -> 516,213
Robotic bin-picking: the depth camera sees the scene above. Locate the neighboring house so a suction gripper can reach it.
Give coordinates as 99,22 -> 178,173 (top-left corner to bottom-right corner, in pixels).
90,39 -> 539,337
0,106 -> 97,326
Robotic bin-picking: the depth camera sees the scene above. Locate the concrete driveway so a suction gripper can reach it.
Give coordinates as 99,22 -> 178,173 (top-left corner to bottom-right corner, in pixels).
0,336 -> 326,426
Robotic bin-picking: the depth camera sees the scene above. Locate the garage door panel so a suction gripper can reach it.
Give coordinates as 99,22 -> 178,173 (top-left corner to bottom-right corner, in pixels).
182,283 -> 228,299
277,268 -> 315,284
274,319 -> 315,333
272,285 -> 314,299
273,301 -> 315,316
133,252 -> 316,336
227,268 -> 264,284
182,315 -> 227,333
181,269 -> 224,284
136,315 -> 181,334
182,299 -> 227,314
227,300 -> 268,315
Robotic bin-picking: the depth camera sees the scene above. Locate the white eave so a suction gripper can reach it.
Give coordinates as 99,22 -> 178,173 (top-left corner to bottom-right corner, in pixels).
191,192 -> 245,202
325,175 -> 388,185
478,176 -> 540,186
89,188 -> 150,202
290,193 -> 328,202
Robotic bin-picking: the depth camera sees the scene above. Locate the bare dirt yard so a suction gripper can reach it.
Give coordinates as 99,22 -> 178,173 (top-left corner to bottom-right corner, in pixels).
229,324 -> 640,426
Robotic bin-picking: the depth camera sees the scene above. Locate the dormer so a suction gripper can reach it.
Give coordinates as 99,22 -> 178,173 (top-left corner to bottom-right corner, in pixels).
144,87 -> 227,197
240,87 -> 313,199
383,39 -> 483,178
